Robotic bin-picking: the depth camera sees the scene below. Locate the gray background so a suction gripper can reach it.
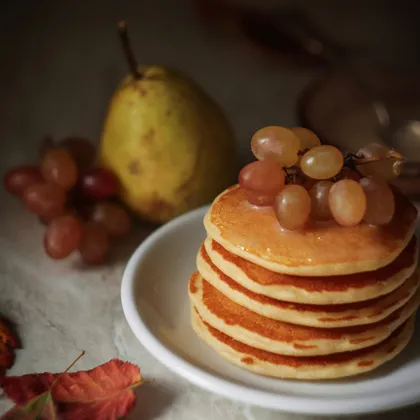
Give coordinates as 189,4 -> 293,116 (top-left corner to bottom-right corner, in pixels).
1,1 -> 420,419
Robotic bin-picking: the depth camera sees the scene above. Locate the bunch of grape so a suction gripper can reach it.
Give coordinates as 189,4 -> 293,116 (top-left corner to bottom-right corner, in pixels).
239,126 -> 400,230
3,138 -> 131,264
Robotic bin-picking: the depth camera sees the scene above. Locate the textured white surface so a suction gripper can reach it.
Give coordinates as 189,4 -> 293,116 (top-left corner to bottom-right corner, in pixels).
1,193 -> 420,420
1,1 -> 420,418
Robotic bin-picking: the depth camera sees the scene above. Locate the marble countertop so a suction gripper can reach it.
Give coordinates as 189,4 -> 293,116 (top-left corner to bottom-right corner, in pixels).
1,1 -> 420,418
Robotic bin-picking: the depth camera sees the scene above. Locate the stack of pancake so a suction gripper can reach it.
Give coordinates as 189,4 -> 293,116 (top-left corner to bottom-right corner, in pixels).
188,185 -> 420,380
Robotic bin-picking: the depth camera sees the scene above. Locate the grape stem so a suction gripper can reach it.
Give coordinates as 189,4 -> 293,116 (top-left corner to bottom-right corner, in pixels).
298,149 -> 309,156
343,153 -> 363,177
118,21 -> 141,79
283,167 -> 297,184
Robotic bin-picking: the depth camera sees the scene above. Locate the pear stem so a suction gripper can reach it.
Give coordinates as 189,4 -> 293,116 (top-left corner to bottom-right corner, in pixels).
118,21 -> 141,79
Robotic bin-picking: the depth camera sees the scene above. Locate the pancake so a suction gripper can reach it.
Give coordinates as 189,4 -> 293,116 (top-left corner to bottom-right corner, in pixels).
197,244 -> 420,327
204,237 -> 418,304
191,309 -> 414,380
189,273 -> 420,356
204,185 -> 418,276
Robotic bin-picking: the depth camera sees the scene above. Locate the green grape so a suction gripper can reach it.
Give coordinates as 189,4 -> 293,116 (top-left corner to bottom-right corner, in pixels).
356,157 -> 402,181
291,127 -> 321,151
300,145 -> 344,180
329,179 -> 366,226
357,143 -> 389,160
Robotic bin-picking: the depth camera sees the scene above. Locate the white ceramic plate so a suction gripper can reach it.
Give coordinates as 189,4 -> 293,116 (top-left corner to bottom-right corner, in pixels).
121,206 -> 420,416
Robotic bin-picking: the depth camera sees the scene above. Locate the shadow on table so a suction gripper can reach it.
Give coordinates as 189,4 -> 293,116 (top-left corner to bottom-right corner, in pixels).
109,222 -> 157,265
126,382 -> 178,420
359,404 -> 420,420
70,221 -> 156,270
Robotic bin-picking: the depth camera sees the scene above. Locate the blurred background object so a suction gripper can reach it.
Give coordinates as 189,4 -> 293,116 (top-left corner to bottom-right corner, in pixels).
2,0 -> 420,196
195,0 -> 420,195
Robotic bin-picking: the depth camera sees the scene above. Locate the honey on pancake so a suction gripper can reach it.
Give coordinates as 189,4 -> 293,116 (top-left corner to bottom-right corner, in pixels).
205,185 -> 417,275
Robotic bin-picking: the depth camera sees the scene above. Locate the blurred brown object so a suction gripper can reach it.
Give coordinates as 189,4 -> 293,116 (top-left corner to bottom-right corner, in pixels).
392,176 -> 420,200
193,0 -> 331,68
193,0 -> 420,198
298,72 -> 420,198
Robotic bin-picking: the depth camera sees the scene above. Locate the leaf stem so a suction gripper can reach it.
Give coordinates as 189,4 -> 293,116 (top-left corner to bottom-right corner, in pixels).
50,351 -> 85,390
118,21 -> 141,79
131,379 -> 146,389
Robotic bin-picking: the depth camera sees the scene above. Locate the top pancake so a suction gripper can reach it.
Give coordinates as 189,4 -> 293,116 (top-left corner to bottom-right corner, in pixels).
204,185 -> 418,276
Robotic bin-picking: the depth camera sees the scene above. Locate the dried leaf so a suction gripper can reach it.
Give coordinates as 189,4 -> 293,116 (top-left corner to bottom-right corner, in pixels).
0,342 -> 14,377
0,319 -> 18,349
1,359 -> 142,420
0,317 -> 19,378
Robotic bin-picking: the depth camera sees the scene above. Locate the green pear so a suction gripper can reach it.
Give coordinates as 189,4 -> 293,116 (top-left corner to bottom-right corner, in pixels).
99,23 -> 236,223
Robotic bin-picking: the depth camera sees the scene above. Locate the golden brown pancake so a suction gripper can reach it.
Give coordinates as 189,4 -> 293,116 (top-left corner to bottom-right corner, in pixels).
192,309 -> 414,380
204,237 -> 418,305
197,244 -> 420,327
204,237 -> 418,304
204,185 -> 418,276
189,272 -> 420,356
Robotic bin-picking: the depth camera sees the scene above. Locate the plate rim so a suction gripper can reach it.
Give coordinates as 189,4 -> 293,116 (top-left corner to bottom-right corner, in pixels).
121,206 -> 420,416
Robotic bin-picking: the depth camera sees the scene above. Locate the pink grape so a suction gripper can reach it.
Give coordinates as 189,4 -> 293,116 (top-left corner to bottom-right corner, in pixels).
309,181 -> 333,221
359,176 -> 395,225
242,189 -> 275,206
41,148 -> 78,190
23,183 -> 66,218
44,215 -> 83,259
251,126 -> 300,167
81,168 -> 119,200
274,184 -> 311,230
79,221 -> 110,265
239,161 -> 285,202
3,165 -> 44,197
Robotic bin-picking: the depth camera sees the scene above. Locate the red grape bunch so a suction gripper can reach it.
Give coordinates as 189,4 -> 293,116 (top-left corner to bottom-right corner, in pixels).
4,137 -> 132,264
239,126 -> 402,230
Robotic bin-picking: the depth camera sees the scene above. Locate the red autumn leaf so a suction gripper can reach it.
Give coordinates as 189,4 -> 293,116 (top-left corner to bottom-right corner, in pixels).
1,359 -> 142,420
0,317 -> 19,378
